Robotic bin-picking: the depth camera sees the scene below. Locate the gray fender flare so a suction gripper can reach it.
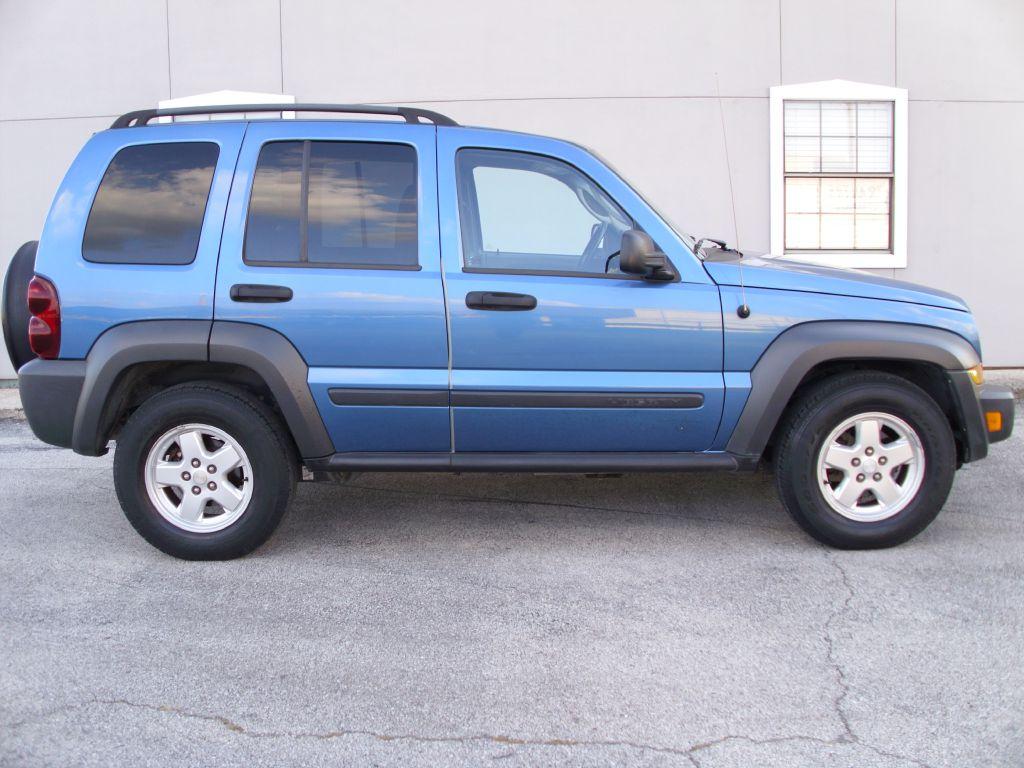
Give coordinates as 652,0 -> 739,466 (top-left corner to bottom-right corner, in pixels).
72,320 -> 333,459
73,321 -> 210,455
208,321 -> 333,458
725,321 -> 981,459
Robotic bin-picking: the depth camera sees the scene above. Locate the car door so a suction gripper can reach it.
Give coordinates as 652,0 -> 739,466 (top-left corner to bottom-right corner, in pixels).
215,121 -> 449,453
437,128 -> 724,453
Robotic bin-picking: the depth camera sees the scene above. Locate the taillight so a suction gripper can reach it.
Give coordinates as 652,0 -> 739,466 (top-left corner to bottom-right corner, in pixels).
27,275 -> 60,359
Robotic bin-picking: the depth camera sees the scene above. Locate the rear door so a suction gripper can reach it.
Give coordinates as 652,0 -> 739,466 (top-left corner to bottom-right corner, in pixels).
438,128 -> 725,453
215,121 -> 449,453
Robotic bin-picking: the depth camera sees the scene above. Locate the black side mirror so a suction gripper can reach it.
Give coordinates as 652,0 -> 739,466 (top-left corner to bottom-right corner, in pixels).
619,230 -> 673,281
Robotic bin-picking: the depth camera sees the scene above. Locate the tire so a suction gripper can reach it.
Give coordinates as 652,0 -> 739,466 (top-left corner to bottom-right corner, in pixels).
2,240 -> 38,371
774,371 -> 956,549
113,383 -> 298,560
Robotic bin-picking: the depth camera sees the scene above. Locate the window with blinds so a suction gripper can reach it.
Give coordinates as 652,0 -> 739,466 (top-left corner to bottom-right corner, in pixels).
783,100 -> 894,252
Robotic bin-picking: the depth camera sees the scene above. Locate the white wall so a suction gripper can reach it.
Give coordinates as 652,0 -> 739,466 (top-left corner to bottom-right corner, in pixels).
2,0 -> 1022,377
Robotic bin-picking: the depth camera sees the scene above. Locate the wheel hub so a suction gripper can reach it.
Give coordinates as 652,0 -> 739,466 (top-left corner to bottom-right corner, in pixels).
816,411 -> 925,523
144,423 -> 253,533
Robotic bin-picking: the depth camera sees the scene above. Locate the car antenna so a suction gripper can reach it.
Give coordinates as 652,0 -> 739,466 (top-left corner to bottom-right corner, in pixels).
716,72 -> 750,319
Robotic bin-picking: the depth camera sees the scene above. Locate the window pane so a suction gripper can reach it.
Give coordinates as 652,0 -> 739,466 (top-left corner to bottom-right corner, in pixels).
307,142 -> 418,266
785,214 -> 819,249
855,178 -> 890,215
784,136 -> 820,172
821,137 -> 856,172
785,178 -> 819,213
821,101 -> 855,136
83,142 -> 218,264
855,214 -> 890,249
784,102 -> 819,136
457,149 -> 633,275
857,137 -> 892,172
857,102 -> 892,137
820,214 -> 855,249
820,177 -> 855,213
245,141 -> 303,263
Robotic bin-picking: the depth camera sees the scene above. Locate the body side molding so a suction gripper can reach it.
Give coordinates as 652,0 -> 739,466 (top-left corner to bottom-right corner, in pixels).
726,321 -> 982,460
306,451 -> 744,473
209,321 -> 333,458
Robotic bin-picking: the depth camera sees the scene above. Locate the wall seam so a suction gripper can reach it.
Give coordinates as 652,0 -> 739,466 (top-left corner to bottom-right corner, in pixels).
278,0 -> 285,92
164,0 -> 173,98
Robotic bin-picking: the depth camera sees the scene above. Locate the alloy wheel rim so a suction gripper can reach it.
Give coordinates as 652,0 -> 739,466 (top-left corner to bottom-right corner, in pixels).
816,411 -> 925,523
144,423 -> 254,533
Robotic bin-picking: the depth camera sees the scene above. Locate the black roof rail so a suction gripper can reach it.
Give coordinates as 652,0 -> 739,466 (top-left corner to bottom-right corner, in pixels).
111,103 -> 458,129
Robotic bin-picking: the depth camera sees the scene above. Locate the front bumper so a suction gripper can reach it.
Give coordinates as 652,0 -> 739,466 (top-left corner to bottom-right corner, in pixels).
947,373 -> 1014,463
979,385 -> 1015,444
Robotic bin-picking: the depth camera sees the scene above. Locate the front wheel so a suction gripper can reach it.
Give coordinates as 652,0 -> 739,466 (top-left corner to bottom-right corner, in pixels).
775,372 -> 956,549
113,384 -> 298,560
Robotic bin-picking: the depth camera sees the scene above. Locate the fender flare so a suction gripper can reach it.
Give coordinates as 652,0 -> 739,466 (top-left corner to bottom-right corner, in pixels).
72,320 -> 333,458
725,321 -> 981,459
208,321 -> 333,458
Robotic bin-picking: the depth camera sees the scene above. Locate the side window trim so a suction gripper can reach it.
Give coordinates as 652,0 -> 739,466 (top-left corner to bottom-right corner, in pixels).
243,139 -> 422,272
454,147 -> 677,281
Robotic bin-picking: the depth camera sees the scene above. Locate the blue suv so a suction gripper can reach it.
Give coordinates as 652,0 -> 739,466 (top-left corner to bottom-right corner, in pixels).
2,103 -> 1014,559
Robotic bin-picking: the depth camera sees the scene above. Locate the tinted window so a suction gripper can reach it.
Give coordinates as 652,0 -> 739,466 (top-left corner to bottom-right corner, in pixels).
456,149 -> 633,276
244,141 -> 418,268
245,142 -> 304,263
83,142 -> 219,264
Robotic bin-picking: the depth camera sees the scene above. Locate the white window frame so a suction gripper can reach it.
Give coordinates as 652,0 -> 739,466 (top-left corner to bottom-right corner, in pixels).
770,80 -> 908,269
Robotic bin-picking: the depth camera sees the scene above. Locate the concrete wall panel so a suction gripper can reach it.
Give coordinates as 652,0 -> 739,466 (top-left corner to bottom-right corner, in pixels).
781,0 -> 896,85
167,0 -> 283,97
897,0 -> 1024,100
281,0 -> 780,102
0,0 -> 168,120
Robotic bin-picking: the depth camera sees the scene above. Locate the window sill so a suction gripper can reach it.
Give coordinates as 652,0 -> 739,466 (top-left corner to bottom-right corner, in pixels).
780,251 -> 906,270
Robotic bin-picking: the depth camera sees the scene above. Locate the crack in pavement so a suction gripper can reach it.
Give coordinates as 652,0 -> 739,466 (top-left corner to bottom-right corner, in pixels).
6,697 -> 937,766
337,481 -> 789,533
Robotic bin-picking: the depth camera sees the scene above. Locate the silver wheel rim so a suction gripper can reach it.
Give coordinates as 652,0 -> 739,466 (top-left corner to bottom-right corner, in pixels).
816,411 -> 925,523
144,423 -> 254,533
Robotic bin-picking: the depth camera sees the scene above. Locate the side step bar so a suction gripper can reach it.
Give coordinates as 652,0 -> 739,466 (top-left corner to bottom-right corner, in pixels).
305,452 -> 754,474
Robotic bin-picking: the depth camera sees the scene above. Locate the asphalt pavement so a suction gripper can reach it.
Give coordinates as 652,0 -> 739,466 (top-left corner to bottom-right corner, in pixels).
1,409 -> 1022,767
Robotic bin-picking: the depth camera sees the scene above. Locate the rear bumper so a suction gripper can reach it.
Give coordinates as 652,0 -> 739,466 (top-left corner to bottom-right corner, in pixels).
17,358 -> 86,449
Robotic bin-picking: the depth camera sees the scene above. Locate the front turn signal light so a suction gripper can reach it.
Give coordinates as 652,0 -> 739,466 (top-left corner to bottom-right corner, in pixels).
986,411 -> 1003,433
967,364 -> 985,386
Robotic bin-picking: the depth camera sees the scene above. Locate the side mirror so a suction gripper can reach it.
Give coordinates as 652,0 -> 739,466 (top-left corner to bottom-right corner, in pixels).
619,230 -> 673,281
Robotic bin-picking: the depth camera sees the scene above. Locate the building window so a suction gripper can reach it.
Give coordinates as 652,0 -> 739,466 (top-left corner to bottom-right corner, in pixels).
770,81 -> 908,268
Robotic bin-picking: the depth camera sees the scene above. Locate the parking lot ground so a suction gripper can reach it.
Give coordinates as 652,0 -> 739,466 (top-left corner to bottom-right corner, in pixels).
1,410 -> 1022,767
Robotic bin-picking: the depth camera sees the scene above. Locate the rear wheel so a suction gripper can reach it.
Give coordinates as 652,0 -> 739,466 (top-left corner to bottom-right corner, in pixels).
775,372 -> 956,549
113,384 -> 298,559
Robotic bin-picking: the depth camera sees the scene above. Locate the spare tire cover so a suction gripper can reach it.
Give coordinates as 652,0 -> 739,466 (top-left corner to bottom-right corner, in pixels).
2,240 -> 39,371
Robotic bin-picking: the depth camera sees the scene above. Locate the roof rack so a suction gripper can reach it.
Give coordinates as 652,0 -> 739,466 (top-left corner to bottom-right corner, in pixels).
111,103 -> 458,129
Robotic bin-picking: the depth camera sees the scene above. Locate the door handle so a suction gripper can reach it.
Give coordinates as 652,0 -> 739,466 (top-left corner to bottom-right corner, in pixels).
465,291 -> 537,311
230,284 -> 293,303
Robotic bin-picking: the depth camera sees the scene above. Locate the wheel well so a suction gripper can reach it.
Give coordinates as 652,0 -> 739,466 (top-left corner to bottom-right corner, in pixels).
763,359 -> 968,465
98,362 -> 298,454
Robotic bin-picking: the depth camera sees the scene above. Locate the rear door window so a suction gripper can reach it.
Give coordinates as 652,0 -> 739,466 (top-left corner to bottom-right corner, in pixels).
245,140 -> 418,268
82,142 -> 219,264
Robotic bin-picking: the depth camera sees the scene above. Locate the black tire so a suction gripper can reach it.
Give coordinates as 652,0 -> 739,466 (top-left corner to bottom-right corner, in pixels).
774,372 -> 956,549
113,383 -> 298,560
2,240 -> 38,371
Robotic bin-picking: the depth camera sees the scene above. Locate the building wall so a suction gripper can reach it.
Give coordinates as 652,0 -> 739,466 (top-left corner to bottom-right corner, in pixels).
2,0 -> 1022,378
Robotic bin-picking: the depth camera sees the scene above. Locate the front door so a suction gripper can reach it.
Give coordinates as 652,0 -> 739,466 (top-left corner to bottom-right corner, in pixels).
215,121 -> 449,453
437,129 -> 724,453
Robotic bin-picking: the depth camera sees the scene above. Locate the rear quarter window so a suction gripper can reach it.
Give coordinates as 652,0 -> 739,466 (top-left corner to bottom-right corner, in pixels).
82,142 -> 219,265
